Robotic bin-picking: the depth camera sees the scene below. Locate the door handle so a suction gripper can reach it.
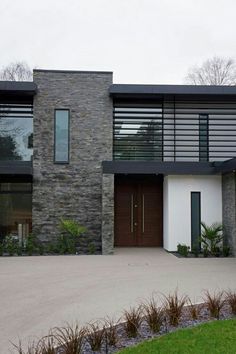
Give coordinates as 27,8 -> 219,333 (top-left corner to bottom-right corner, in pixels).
142,194 -> 145,233
131,194 -> 134,233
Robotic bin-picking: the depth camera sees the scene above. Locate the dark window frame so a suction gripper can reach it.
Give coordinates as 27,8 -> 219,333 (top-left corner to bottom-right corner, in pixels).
191,191 -> 201,251
54,109 -> 70,164
0,102 -> 33,162
0,182 -> 32,194
199,114 -> 209,162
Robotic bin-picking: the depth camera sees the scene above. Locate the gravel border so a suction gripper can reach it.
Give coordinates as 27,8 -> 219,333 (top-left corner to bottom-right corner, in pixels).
80,303 -> 235,354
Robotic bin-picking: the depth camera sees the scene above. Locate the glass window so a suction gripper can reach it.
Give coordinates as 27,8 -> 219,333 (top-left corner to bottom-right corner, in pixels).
199,114 -> 209,161
113,105 -> 163,161
0,105 -> 33,161
0,183 -> 32,192
55,110 -> 69,163
191,192 -> 201,250
0,183 -> 32,240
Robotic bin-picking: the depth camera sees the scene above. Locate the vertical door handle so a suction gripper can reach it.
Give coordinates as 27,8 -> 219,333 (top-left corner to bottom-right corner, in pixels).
142,194 -> 145,233
131,194 -> 134,233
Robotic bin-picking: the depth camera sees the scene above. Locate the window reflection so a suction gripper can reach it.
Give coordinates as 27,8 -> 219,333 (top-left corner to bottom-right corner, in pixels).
0,103 -> 33,161
0,183 -> 32,240
55,110 -> 69,163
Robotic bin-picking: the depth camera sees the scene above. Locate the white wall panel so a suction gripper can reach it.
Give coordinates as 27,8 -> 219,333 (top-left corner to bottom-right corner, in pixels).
163,175 -> 222,251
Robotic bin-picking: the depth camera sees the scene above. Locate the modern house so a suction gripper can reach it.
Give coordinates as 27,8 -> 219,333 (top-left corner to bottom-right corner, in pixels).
0,69 -> 236,255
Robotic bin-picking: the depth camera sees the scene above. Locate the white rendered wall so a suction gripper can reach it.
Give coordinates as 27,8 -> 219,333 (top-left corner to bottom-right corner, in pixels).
163,175 -> 222,251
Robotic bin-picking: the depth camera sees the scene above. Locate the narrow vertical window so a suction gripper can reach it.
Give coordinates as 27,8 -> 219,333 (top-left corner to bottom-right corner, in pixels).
199,114 -> 209,161
54,109 -> 69,163
191,192 -> 201,250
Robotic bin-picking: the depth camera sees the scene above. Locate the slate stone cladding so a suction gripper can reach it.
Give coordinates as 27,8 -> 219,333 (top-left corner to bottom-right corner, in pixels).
33,70 -> 113,253
222,172 -> 236,256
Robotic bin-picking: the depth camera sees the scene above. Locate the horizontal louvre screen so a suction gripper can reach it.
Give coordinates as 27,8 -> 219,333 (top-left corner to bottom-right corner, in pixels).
113,102 -> 163,160
113,97 -> 236,162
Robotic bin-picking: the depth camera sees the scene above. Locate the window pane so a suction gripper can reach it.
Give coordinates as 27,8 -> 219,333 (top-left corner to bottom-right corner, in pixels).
0,193 -> 32,240
199,114 -> 209,161
55,110 -> 69,162
0,183 -> 31,192
191,192 -> 201,250
114,105 -> 163,160
0,118 -> 33,161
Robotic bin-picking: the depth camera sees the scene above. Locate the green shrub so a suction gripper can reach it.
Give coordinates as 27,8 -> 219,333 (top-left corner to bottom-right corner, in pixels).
59,219 -> 87,255
4,235 -> 18,256
88,242 -> 96,255
25,234 -> 39,256
203,245 -> 209,257
38,242 -> 45,255
192,243 -> 200,257
177,243 -> 190,257
0,242 -> 3,256
57,234 -> 76,254
223,245 -> 230,257
16,244 -> 23,256
59,219 -> 87,238
201,222 -> 223,255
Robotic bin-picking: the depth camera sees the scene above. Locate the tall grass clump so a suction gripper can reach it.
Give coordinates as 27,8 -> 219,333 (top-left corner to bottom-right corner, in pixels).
203,290 -> 225,319
142,297 -> 164,333
53,324 -> 86,354
164,290 -> 187,326
12,335 -> 57,354
103,317 -> 120,347
187,299 -> 202,320
123,306 -> 142,338
86,321 -> 106,351
225,290 -> 236,315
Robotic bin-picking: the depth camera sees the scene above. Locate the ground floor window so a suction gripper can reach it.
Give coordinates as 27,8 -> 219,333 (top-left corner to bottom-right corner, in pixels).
191,191 -> 201,250
0,180 -> 32,241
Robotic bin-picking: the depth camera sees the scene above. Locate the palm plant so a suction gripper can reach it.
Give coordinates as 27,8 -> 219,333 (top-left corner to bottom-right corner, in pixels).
200,222 -> 223,255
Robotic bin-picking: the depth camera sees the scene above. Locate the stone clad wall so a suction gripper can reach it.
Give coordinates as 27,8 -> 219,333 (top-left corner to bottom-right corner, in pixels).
102,174 -> 114,254
222,172 -> 236,256
32,70 -> 113,253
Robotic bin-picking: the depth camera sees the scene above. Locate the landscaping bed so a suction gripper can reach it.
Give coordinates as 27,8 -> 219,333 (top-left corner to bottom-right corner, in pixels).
116,319 -> 236,354
170,251 -> 233,258
13,290 -> 236,354
81,303 -> 235,354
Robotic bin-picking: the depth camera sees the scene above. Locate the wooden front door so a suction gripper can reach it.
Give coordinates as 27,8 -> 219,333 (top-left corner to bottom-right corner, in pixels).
114,175 -> 163,247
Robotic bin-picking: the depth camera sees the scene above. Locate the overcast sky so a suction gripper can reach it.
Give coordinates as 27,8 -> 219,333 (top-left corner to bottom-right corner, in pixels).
1,0 -> 236,84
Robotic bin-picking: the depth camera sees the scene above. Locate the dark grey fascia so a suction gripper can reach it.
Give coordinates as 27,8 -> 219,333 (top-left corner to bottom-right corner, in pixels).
215,158 -> 236,174
0,161 -> 33,175
102,161 -> 216,175
109,84 -> 236,97
0,81 -> 37,96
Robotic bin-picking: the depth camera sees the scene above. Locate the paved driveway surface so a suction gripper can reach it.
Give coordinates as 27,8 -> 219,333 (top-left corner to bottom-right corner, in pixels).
0,248 -> 236,353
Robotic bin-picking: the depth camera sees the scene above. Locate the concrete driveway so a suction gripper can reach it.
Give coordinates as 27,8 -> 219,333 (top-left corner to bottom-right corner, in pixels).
1,248 -> 236,353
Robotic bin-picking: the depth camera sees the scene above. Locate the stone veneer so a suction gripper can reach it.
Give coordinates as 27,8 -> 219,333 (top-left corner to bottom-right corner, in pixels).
33,70 -> 114,254
222,172 -> 236,256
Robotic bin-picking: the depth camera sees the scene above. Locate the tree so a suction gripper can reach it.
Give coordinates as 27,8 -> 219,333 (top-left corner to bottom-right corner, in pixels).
0,136 -> 21,160
0,61 -> 32,81
185,57 -> 236,85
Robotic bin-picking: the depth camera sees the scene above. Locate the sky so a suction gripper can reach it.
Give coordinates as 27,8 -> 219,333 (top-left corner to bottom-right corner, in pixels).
1,0 -> 236,84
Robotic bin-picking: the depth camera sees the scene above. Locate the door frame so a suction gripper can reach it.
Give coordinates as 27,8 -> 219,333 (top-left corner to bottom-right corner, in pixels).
114,174 -> 163,247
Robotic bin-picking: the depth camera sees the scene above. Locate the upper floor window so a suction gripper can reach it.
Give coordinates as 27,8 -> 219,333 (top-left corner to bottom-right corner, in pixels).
0,103 -> 33,161
199,114 -> 209,161
113,102 -> 163,161
54,109 -> 69,163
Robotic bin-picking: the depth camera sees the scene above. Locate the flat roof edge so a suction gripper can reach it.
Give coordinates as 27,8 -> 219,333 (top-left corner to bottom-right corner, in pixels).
0,81 -> 37,95
109,84 -> 236,96
0,161 -> 33,175
34,69 -> 113,75
102,161 -> 216,175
